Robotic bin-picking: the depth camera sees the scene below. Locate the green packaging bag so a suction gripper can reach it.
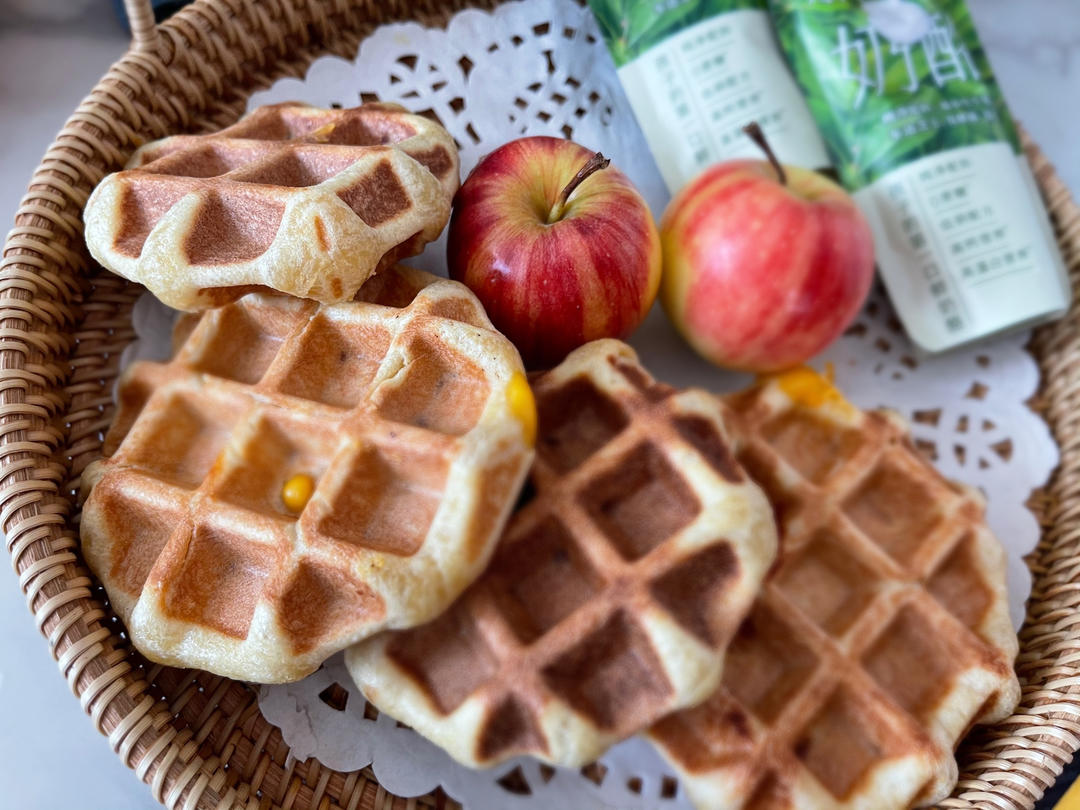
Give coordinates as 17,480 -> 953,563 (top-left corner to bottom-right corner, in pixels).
771,0 -> 1070,352
588,0 -> 830,193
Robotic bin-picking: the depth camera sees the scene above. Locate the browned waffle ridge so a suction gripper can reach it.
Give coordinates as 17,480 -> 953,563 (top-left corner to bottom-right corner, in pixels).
346,339 -> 778,768
79,265 -> 534,683
3,0 -> 1079,806
84,102 -> 460,310
649,369 -> 1021,810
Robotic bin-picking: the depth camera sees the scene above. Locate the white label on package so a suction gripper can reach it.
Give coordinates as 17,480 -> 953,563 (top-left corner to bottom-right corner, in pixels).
615,8 -> 830,193
857,141 -> 1071,353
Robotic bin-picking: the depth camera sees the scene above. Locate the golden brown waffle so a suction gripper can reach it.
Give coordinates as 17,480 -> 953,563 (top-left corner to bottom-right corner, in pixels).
346,340 -> 778,768
84,103 -> 459,310
80,265 -> 534,683
649,369 -> 1021,810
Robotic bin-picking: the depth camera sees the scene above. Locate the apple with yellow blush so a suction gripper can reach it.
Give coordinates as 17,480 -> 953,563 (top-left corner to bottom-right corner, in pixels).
661,124 -> 875,373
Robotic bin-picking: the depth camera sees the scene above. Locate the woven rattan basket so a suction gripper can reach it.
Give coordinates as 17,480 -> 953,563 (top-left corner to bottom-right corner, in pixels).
4,0 -> 1080,807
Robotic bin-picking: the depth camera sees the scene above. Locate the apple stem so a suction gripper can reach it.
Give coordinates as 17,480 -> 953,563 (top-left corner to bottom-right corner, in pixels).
548,151 -> 611,223
743,122 -> 787,186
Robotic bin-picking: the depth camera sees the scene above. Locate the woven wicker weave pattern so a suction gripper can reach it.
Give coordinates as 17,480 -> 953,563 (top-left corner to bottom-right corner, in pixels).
2,0 -> 1079,808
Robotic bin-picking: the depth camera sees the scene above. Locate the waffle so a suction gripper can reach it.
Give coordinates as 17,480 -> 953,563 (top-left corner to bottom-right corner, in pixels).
84,102 -> 459,310
648,368 -> 1021,810
79,265 -> 534,683
346,340 -> 778,768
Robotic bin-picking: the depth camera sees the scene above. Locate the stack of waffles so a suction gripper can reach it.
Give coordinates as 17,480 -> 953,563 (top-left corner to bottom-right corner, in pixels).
80,102 -> 1021,810
82,104 -> 540,682
347,344 -> 1021,809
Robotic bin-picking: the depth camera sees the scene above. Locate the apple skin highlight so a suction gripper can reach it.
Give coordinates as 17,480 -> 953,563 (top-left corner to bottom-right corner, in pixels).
661,159 -> 875,373
448,136 -> 661,369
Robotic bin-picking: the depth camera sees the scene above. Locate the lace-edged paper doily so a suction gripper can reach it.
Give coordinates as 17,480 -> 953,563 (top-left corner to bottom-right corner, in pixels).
186,1 -> 1060,805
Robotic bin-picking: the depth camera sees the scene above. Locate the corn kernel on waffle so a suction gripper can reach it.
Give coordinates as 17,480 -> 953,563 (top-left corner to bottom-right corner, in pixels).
346,340 -> 778,768
80,265 -> 533,683
649,369 -> 1021,810
84,102 -> 459,310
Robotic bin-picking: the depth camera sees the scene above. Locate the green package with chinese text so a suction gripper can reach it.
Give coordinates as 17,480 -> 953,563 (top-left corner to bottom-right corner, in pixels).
770,0 -> 1069,352
588,0 -> 830,193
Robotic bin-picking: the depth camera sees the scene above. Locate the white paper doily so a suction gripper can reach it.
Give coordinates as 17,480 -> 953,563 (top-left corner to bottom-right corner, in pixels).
124,1 -> 1061,806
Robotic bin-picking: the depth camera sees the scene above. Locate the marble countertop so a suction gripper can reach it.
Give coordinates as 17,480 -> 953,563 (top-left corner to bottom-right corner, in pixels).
0,1 -> 1076,808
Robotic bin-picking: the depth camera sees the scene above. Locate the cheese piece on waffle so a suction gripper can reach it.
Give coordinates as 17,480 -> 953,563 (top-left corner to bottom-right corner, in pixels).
79,266 -> 533,683
649,368 -> 1021,810
346,340 -> 778,768
84,102 -> 459,310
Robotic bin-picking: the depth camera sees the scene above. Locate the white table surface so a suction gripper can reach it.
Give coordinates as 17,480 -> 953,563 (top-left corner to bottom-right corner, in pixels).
1,1 -> 1077,807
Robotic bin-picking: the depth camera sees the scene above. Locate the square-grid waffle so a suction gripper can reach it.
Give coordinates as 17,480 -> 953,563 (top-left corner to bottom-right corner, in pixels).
346,340 -> 778,768
84,102 -> 459,310
80,265 -> 534,683
649,369 -> 1021,810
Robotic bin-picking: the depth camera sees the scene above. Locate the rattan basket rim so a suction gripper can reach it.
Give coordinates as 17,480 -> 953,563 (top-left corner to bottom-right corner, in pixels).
3,1 -> 1080,808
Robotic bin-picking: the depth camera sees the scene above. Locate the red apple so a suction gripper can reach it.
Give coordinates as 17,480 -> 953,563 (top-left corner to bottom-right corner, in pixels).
661,124 -> 874,373
447,136 -> 661,369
